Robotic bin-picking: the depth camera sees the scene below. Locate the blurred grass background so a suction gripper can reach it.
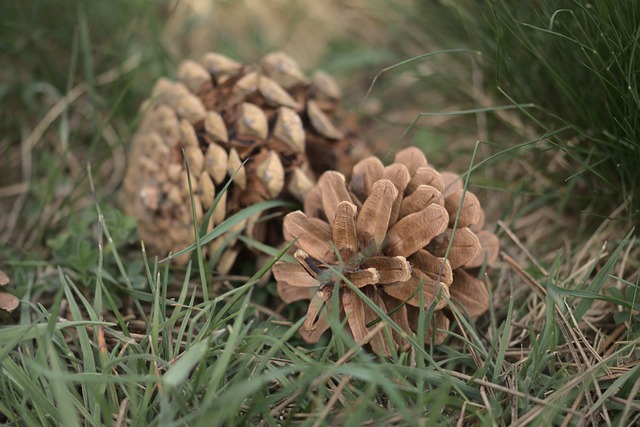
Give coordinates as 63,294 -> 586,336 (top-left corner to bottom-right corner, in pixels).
1,0 -> 639,425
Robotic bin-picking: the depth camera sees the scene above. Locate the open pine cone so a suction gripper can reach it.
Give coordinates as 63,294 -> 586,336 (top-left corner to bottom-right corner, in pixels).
123,51 -> 365,268
272,147 -> 499,356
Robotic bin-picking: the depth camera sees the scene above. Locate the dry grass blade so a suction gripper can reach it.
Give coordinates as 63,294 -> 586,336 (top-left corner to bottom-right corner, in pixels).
498,220 -> 548,276
311,375 -> 352,427
114,398 -> 129,427
24,53 -> 142,152
268,322 -> 388,419
444,370 -> 581,417
501,253 -> 611,426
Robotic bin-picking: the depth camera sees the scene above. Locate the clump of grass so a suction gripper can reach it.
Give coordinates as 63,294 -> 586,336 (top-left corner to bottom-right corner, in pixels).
381,0 -> 640,219
1,189 -> 638,425
486,0 -> 640,219
0,0 -> 172,255
446,0 -> 639,218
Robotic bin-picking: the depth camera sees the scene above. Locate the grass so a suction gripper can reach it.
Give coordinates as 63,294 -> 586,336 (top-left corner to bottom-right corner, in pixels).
1,0 -> 639,425
401,0 -> 640,220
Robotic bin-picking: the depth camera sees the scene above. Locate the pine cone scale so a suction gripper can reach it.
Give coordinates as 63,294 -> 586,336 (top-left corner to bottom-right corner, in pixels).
400,185 -> 444,217
282,211 -> 334,262
466,230 -> 500,268
344,268 -> 380,288
393,146 -> 428,175
361,256 -> 412,284
350,156 -> 384,201
331,201 -> 358,262
426,228 -> 481,270
385,204 -> 449,257
318,171 -> 351,224
381,270 -> 449,310
444,189 -> 481,228
407,167 -> 445,194
408,249 -> 453,286
355,179 -> 398,253
364,287 -> 396,355
449,269 -> 490,318
343,290 -> 369,345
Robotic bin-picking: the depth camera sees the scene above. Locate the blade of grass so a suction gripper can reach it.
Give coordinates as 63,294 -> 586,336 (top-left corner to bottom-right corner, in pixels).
163,199 -> 295,261
46,340 -> 82,427
572,228 -> 634,321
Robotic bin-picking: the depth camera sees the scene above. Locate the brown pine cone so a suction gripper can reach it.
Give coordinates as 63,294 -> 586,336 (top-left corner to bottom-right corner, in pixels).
272,147 -> 499,356
123,51 -> 366,268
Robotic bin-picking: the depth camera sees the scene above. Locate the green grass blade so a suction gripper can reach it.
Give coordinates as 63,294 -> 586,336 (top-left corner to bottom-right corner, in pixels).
573,228 -> 634,321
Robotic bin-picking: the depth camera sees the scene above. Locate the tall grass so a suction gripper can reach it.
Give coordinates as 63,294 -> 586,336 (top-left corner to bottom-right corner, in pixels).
489,0 -> 640,218
409,0 -> 640,219
1,193 -> 637,424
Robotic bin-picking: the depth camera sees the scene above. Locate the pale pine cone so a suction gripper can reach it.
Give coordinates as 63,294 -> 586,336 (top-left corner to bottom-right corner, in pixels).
123,51 -> 367,268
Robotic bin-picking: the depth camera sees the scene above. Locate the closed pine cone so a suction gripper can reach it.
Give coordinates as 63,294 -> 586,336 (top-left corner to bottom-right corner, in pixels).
272,147 -> 499,356
123,51 -> 365,268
